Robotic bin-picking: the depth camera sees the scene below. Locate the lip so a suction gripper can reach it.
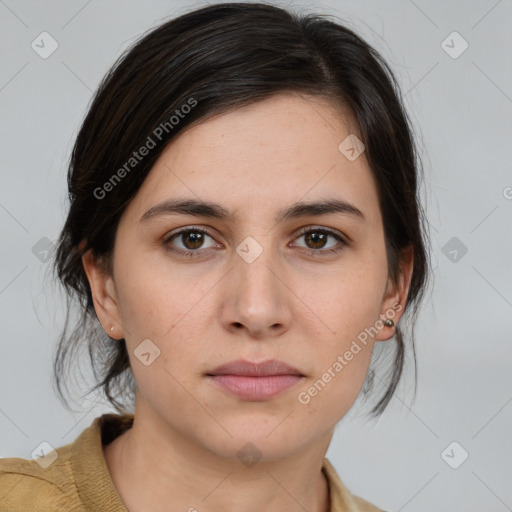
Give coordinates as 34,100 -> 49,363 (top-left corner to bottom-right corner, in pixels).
206,359 -> 305,401
207,359 -> 304,377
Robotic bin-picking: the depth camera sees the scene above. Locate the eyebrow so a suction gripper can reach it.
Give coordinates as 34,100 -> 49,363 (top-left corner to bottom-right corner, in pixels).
139,198 -> 365,224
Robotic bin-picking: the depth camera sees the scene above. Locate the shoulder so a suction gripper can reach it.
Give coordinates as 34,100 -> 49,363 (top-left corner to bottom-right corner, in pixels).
322,457 -> 385,512
352,494 -> 386,511
0,443 -> 83,511
0,413 -> 133,511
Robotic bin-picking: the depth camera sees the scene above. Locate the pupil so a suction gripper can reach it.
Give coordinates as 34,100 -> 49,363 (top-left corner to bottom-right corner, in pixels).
306,232 -> 326,249
184,232 -> 203,249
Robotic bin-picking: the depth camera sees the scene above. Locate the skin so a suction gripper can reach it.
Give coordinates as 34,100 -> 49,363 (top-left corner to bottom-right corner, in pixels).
82,92 -> 413,512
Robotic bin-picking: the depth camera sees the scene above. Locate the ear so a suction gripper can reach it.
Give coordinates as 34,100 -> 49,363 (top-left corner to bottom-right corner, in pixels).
374,245 -> 414,342
81,242 -> 124,339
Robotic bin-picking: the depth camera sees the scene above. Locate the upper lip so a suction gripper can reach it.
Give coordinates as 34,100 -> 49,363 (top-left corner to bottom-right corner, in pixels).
207,359 -> 304,377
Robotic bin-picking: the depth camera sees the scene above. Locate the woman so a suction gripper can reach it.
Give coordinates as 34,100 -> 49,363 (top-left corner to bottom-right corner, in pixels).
0,3 -> 429,511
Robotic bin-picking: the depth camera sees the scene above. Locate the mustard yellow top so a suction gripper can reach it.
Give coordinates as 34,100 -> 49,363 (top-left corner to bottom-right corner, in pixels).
0,413 -> 384,511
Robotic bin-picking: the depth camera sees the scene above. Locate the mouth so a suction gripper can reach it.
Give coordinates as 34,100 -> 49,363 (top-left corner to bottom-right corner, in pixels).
206,359 -> 305,401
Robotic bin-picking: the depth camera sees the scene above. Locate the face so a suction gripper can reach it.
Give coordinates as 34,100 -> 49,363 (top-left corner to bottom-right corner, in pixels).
83,92 -> 412,461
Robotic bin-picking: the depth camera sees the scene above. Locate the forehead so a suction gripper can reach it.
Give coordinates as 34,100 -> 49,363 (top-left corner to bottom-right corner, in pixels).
123,92 -> 381,227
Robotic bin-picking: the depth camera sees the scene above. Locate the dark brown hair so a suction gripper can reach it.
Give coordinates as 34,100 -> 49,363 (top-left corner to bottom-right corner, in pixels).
52,2 -> 430,416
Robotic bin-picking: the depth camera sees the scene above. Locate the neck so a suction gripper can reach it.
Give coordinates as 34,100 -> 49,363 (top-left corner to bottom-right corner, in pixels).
103,406 -> 332,512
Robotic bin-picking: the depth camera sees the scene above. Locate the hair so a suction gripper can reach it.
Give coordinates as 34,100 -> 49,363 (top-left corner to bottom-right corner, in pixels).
51,2 -> 430,417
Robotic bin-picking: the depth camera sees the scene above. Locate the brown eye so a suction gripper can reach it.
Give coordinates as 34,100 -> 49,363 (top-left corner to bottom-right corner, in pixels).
293,228 -> 348,254
164,227 -> 218,255
304,231 -> 329,249
180,231 -> 206,250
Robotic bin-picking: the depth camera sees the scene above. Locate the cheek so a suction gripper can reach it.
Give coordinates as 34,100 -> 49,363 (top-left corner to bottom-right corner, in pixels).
113,245 -> 216,341
295,258 -> 387,348
113,251 -> 217,390
295,316 -> 375,425
291,256 -> 386,411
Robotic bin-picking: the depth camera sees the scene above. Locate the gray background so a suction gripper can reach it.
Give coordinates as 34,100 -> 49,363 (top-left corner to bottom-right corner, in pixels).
1,1 -> 511,511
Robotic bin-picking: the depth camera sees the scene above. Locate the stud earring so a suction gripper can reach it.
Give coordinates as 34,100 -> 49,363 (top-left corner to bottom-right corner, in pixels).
110,326 -> 114,332
383,319 -> 395,327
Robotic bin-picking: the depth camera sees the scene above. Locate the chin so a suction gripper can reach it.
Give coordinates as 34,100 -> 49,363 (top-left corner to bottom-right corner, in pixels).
194,419 -> 311,462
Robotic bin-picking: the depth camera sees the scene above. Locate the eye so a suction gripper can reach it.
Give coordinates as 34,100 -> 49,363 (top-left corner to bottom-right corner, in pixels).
164,227 -> 219,257
292,227 -> 348,255
164,225 -> 349,258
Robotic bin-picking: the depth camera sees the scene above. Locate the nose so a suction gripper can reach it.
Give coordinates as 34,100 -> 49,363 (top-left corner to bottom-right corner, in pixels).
219,245 -> 293,339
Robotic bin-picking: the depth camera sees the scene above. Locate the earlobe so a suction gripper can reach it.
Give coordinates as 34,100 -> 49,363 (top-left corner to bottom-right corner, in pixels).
81,248 -> 123,338
375,245 -> 414,342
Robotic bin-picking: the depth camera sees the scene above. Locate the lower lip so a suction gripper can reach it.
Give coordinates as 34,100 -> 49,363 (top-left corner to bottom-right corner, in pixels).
207,374 -> 304,400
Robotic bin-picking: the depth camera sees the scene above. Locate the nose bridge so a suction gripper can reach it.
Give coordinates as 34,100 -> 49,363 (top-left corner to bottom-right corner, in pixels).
235,237 -> 281,306
222,235 -> 291,335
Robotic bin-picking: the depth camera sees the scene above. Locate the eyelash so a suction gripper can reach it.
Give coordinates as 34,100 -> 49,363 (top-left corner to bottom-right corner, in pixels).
164,226 -> 349,259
